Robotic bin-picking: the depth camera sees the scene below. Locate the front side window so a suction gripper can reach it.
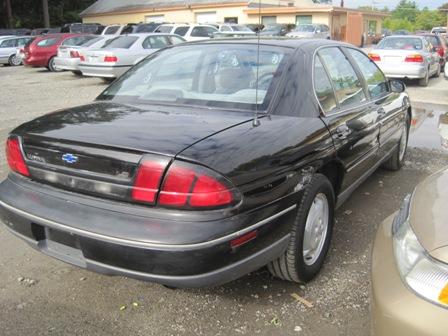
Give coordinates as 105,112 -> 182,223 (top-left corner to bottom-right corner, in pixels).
347,48 -> 388,99
318,47 -> 366,109
36,38 -> 59,47
99,44 -> 289,111
314,57 -> 337,113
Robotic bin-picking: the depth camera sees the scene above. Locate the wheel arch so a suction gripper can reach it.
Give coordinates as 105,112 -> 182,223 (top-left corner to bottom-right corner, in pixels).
316,159 -> 345,198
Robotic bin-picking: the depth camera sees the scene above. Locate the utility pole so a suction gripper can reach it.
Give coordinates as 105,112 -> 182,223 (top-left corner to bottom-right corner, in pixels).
5,0 -> 13,28
42,0 -> 50,28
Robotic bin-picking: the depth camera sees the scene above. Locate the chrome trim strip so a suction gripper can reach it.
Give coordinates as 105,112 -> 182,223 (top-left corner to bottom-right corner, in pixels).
0,200 -> 296,250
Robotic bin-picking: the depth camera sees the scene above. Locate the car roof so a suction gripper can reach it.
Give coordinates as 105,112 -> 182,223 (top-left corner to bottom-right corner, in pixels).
189,37 -> 351,51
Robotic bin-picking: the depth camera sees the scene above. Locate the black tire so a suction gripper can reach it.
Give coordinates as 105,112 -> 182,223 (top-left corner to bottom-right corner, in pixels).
382,113 -> 410,171
71,70 -> 82,76
8,54 -> 21,66
47,57 -> 57,72
418,68 -> 429,86
434,63 -> 441,78
268,174 -> 335,283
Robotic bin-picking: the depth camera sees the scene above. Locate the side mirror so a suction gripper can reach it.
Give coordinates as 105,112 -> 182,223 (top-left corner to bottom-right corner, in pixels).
389,79 -> 406,93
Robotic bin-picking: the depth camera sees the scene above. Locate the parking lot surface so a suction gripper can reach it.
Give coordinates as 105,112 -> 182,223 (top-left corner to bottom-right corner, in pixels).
0,66 -> 447,336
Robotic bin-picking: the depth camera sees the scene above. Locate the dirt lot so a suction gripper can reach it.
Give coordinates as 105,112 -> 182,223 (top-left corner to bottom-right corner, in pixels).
0,66 -> 447,336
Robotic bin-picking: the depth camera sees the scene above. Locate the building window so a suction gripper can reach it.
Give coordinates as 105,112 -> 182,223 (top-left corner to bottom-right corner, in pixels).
224,17 -> 238,24
145,15 -> 165,23
296,15 -> 312,25
262,16 -> 277,25
368,20 -> 377,34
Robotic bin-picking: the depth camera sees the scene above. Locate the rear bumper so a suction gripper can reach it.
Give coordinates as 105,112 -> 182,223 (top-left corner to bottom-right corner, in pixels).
371,214 -> 448,336
24,56 -> 49,68
0,175 -> 296,287
54,57 -> 80,71
377,63 -> 427,79
78,63 -> 129,78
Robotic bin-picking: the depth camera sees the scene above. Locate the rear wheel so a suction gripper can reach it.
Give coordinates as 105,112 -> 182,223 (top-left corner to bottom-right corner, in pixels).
418,68 -> 429,86
101,77 -> 115,84
8,54 -> 21,66
268,174 -> 335,283
434,63 -> 441,78
47,57 -> 58,72
382,113 -> 410,171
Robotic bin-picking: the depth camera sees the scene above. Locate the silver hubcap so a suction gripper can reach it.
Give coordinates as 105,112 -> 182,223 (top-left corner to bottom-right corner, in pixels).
303,193 -> 329,266
399,124 -> 407,161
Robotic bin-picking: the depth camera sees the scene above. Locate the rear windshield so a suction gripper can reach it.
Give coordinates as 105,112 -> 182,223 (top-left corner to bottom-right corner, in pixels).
377,37 -> 423,50
62,35 -> 96,46
135,24 -> 158,33
102,36 -> 138,49
98,44 -> 290,111
82,36 -> 104,47
104,26 -> 120,35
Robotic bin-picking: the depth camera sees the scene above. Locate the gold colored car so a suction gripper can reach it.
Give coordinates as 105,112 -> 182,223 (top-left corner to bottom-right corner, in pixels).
372,169 -> 448,335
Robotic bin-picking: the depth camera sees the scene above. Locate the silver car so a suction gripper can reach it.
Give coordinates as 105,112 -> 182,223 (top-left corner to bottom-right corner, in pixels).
217,24 -> 256,36
0,36 -> 34,66
54,35 -> 115,75
78,33 -> 186,81
369,35 -> 441,86
286,24 -> 331,39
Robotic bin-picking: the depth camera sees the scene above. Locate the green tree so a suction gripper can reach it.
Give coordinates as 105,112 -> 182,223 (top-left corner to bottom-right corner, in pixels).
415,8 -> 445,30
392,0 -> 419,23
383,18 -> 414,31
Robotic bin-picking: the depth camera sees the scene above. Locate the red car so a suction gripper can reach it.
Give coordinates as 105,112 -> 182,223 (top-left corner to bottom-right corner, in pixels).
418,33 -> 448,70
24,33 -> 86,72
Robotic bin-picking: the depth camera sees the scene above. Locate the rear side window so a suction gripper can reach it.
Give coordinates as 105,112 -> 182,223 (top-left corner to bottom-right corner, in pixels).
318,47 -> 366,109
174,26 -> 189,36
104,26 -> 120,35
191,26 -> 216,37
102,36 -> 138,49
0,39 -> 17,48
314,57 -> 337,113
346,48 -> 388,99
36,38 -> 59,47
156,25 -> 173,33
142,36 -> 170,49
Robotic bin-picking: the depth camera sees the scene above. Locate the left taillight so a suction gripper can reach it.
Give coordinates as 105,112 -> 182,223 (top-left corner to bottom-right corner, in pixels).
131,159 -> 240,209
6,137 -> 29,177
70,50 -> 80,58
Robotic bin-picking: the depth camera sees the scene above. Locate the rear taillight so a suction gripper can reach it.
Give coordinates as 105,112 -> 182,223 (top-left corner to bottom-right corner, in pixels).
131,159 -> 239,209
368,53 -> 381,62
158,161 -> 237,209
70,50 -> 80,58
437,46 -> 444,57
104,55 -> 118,62
405,54 -> 424,63
6,137 -> 29,177
131,159 -> 166,204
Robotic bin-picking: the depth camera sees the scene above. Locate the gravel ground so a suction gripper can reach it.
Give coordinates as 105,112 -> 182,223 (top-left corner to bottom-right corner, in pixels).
0,66 -> 447,336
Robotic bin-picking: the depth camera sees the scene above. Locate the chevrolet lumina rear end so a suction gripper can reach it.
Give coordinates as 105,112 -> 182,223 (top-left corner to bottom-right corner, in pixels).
0,43 -> 297,287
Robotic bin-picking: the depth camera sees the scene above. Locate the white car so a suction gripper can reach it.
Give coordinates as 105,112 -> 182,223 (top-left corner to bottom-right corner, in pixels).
0,36 -> 34,66
101,25 -> 126,36
78,33 -> 186,80
218,24 -> 255,36
286,24 -> 331,39
54,35 -> 116,74
155,24 -> 218,41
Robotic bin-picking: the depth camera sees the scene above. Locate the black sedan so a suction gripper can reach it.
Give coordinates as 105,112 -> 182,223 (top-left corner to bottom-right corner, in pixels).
0,39 -> 411,287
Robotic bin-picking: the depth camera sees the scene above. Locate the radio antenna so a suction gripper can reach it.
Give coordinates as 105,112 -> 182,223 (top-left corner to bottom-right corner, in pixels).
252,0 -> 262,127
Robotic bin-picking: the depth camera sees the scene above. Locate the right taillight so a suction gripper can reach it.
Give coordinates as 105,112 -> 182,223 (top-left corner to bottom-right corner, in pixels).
104,55 -> 118,62
158,161 -> 238,209
6,137 -> 30,177
131,159 -> 240,209
368,53 -> 381,62
405,54 -> 424,63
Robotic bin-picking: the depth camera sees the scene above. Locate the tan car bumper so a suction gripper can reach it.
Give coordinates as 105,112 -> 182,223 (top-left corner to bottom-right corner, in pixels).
371,214 -> 448,336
